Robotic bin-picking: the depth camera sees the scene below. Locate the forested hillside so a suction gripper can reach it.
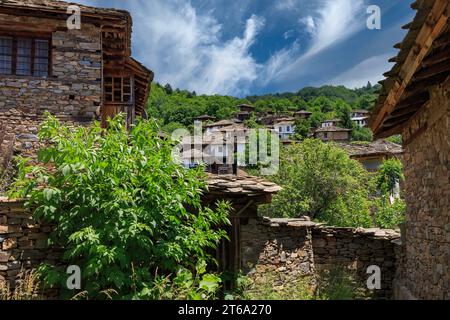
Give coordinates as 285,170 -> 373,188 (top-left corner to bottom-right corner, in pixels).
147,82 -> 379,135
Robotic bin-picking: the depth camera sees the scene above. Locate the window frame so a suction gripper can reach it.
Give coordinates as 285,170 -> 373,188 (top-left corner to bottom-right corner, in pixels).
0,31 -> 52,78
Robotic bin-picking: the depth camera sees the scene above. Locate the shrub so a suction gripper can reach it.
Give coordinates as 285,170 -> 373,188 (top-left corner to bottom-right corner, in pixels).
372,159 -> 406,229
259,139 -> 373,228
10,114 -> 230,299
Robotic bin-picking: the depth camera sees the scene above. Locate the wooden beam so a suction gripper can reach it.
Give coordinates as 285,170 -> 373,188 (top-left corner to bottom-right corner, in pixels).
371,0 -> 450,135
422,45 -> 450,67
414,57 -> 450,80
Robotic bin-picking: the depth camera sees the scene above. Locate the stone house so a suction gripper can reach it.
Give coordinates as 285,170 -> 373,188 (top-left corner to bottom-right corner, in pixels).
314,126 -> 352,142
370,0 -> 450,300
273,120 -> 295,140
294,110 -> 312,120
351,110 -> 371,128
321,118 -> 342,128
0,0 -> 153,173
338,140 -> 403,172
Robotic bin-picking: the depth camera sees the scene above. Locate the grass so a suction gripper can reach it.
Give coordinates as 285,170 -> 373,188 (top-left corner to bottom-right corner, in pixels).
230,267 -> 371,301
0,270 -> 42,300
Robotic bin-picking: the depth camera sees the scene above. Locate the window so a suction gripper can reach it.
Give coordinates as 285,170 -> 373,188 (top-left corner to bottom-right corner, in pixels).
287,126 -> 291,132
278,127 -> 282,133
104,77 -> 133,103
0,37 -> 12,74
0,35 -> 50,77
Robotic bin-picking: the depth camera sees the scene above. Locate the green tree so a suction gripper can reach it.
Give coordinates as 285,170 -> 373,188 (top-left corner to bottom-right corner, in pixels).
293,118 -> 311,140
11,114 -> 230,300
351,127 -> 373,142
259,139 -> 373,227
372,159 -> 406,229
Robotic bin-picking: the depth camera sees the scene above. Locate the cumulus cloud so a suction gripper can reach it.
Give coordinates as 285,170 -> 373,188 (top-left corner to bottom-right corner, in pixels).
328,54 -> 392,88
80,0 -> 263,96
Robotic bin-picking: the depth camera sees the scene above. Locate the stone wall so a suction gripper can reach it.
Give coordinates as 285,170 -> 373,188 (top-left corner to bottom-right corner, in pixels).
0,13 -> 102,162
397,82 -> 450,300
0,198 -> 60,290
241,217 -> 400,299
241,218 -> 316,279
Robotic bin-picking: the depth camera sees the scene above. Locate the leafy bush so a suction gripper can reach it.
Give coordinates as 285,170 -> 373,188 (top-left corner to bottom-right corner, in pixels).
351,127 -> 373,142
10,114 -> 230,299
373,197 -> 406,229
372,159 -> 406,229
142,261 -> 222,300
259,139 -> 373,228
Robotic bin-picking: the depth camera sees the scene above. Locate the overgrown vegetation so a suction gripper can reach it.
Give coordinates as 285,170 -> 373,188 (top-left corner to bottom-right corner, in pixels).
259,139 -> 374,228
259,140 -> 406,229
9,114 -> 230,300
230,267 -> 370,300
0,270 -> 42,301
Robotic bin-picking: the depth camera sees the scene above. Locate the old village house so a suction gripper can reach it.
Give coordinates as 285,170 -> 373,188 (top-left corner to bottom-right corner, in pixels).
0,0 -> 154,174
370,0 -> 450,300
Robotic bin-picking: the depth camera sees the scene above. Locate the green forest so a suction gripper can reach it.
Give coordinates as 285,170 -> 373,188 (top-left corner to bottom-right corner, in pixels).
147,82 -> 379,141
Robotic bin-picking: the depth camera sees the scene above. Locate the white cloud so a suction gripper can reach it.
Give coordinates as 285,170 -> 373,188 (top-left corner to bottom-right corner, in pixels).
327,54 -> 392,88
93,0 -> 264,96
275,0 -> 297,11
283,29 -> 295,40
262,0 -> 366,85
305,0 -> 365,58
299,16 -> 316,35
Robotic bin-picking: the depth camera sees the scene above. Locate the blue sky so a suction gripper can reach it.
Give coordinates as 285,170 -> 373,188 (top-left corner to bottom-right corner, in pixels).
78,0 -> 415,97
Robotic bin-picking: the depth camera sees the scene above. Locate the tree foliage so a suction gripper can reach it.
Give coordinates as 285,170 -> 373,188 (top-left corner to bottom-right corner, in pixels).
259,139 -> 373,228
10,114 -> 230,299
148,83 -> 379,137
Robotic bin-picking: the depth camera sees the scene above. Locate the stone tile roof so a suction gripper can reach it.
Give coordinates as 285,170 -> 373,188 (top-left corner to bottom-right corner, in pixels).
315,126 -> 352,133
0,0 -> 130,18
260,217 -> 400,240
337,139 -> 403,157
207,174 -> 282,195
204,120 -> 237,128
370,0 -> 450,137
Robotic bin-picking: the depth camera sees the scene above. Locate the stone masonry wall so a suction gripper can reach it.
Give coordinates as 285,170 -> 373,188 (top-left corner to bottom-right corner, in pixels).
241,218 -> 316,282
0,198 -> 61,291
0,13 -> 102,162
397,82 -> 450,300
241,217 -> 400,299
312,226 -> 399,299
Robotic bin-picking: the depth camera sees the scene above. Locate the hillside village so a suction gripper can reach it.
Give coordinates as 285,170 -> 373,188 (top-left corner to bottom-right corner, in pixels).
0,0 -> 448,302
178,101 -> 400,174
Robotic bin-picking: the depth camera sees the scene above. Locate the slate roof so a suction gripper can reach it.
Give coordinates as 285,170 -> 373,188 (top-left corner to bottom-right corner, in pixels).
207,174 -> 282,195
370,0 -> 450,137
337,140 -> 403,158
0,0 -> 130,17
315,126 -> 352,133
